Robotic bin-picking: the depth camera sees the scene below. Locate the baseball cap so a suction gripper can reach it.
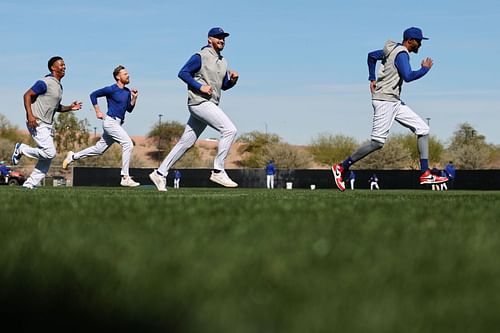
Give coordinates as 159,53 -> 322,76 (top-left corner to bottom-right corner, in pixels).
403,27 -> 429,40
208,27 -> 230,38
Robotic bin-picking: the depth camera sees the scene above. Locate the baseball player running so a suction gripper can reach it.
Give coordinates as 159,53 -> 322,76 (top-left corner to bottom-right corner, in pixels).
332,27 -> 448,191
62,65 -> 140,187
149,27 -> 239,191
11,56 -> 82,189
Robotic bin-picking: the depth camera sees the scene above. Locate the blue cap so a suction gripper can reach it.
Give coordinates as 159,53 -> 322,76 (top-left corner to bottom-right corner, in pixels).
208,27 -> 230,38
403,27 -> 429,40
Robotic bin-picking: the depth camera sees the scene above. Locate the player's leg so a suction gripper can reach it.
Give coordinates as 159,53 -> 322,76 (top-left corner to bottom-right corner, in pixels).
22,124 -> 56,188
72,118 -> 118,164
189,102 -> 238,187
158,115 -> 206,175
332,100 -> 395,191
71,133 -> 113,161
19,125 -> 56,161
394,102 -> 430,172
105,121 -> 133,177
190,103 -> 237,171
150,115 -> 206,191
102,118 -> 140,187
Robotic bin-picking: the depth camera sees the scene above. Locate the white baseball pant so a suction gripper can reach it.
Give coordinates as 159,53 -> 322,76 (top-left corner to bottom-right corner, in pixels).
73,116 -> 133,176
371,100 -> 429,144
266,174 -> 274,189
158,101 -> 237,174
21,123 -> 57,187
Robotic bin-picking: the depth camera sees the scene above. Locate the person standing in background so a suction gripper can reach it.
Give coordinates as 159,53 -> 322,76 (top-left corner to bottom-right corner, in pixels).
445,161 -> 456,189
173,169 -> 181,189
369,173 -> 380,190
347,170 -> 356,190
266,160 -> 275,189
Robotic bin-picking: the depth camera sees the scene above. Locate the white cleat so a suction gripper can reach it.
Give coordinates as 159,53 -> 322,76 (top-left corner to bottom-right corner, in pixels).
121,175 -> 140,187
11,143 -> 22,165
209,170 -> 238,188
62,151 -> 74,169
149,170 -> 167,192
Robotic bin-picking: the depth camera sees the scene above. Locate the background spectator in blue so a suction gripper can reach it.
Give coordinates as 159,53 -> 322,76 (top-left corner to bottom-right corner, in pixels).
369,173 -> 380,190
174,169 -> 181,189
265,160 -> 275,189
445,161 -> 456,189
346,170 -> 356,190
431,166 -> 441,190
440,170 -> 448,190
0,161 -> 11,183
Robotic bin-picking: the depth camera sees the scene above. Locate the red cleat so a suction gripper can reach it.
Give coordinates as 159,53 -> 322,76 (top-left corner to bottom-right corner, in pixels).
331,164 -> 346,191
419,169 -> 448,185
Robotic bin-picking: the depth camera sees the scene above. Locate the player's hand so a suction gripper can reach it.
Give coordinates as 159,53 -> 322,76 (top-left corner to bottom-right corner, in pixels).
229,71 -> 239,82
200,85 -> 213,95
27,114 -> 38,129
70,101 -> 83,111
131,88 -> 139,99
95,110 -> 105,120
370,80 -> 377,94
422,57 -> 433,69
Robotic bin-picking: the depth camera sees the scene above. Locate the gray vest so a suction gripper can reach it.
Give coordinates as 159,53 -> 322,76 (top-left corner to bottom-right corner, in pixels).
372,40 -> 408,102
32,76 -> 63,124
187,47 -> 229,106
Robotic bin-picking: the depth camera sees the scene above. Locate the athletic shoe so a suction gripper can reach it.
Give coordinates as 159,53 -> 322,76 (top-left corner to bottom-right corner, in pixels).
62,151 -> 74,169
210,170 -> 238,188
149,170 -> 167,192
331,164 -> 346,191
419,169 -> 448,185
22,183 -> 37,190
121,175 -> 140,187
11,143 -> 22,165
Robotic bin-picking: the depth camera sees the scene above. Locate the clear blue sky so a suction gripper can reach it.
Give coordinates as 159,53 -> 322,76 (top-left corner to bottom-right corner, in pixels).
1,0 -> 499,145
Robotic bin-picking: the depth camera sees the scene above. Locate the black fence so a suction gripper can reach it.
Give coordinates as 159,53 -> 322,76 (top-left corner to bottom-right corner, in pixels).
72,167 -> 500,190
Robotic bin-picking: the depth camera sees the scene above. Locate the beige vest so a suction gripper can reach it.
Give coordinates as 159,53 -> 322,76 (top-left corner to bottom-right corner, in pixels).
372,40 -> 408,102
32,76 -> 63,124
187,47 -> 229,106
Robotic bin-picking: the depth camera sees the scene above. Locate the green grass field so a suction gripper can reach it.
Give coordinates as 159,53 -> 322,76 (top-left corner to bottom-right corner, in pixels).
1,186 -> 500,332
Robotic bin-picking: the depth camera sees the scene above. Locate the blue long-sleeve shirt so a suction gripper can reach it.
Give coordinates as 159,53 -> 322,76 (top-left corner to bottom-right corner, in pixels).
90,84 -> 135,120
266,163 -> 275,175
178,51 -> 236,91
368,49 -> 429,82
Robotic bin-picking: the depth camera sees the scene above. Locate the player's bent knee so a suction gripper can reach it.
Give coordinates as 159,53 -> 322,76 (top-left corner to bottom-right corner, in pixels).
43,148 -> 57,160
122,140 -> 133,151
371,140 -> 384,150
224,127 -> 237,138
416,123 -> 430,136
